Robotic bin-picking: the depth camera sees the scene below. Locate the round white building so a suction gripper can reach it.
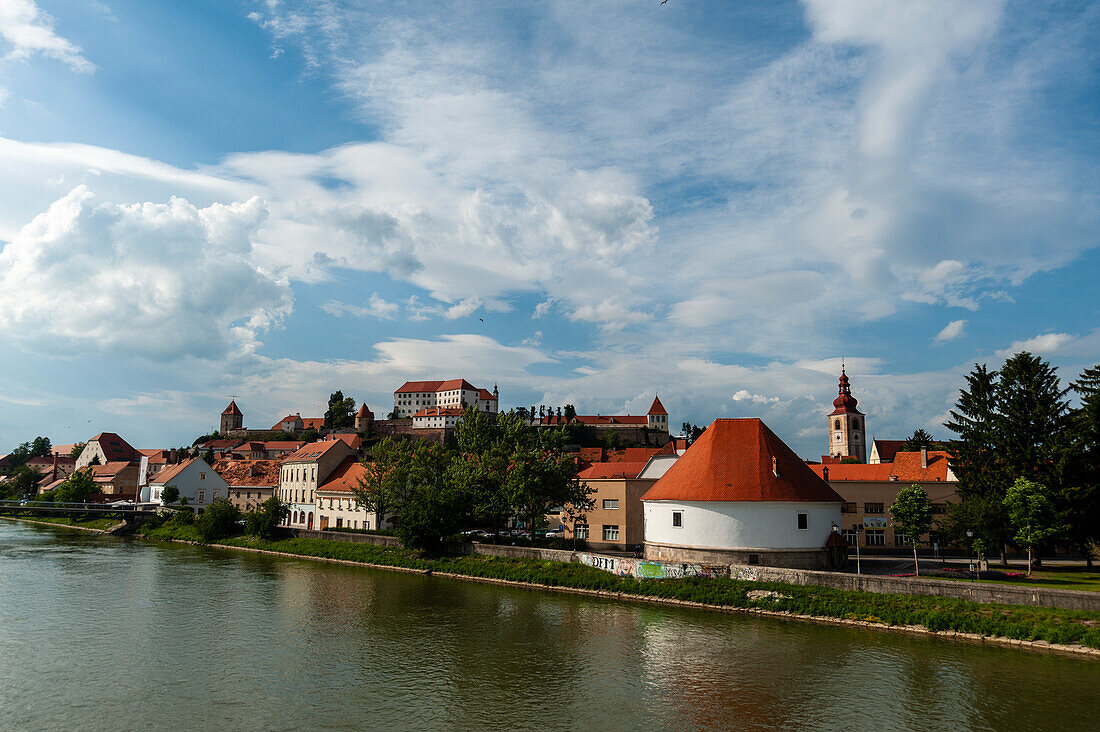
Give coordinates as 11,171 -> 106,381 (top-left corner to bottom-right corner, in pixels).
642,418 -> 845,570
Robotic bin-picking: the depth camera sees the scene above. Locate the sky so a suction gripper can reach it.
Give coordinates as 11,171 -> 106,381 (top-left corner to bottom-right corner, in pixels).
0,0 -> 1097,458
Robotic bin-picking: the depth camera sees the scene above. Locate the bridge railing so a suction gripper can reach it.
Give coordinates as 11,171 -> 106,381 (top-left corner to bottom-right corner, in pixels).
0,500 -> 157,513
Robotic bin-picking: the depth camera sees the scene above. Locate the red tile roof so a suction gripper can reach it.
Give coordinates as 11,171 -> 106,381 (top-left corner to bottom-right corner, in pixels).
212,459 -> 281,487
330,434 -> 362,450
90,433 -> 136,462
149,458 -> 198,485
260,441 -> 305,451
356,404 -> 374,418
317,458 -> 368,494
88,461 -> 133,481
578,461 -> 652,480
222,400 -> 243,416
478,388 -> 496,400
301,417 -> 325,431
871,439 -> 906,462
810,450 -> 954,483
284,440 -> 347,463
395,379 -> 480,394
271,414 -> 303,430
198,439 -> 243,450
647,395 -> 668,415
571,414 -> 648,425
642,419 -> 844,503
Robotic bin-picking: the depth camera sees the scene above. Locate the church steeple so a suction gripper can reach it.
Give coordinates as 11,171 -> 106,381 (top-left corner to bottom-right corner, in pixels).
827,364 -> 866,461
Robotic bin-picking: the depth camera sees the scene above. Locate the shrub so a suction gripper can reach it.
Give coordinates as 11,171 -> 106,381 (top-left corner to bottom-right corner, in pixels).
195,499 -> 241,542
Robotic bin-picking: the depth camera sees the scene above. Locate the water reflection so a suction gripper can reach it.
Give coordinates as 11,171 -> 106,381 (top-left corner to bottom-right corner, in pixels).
0,521 -> 1097,731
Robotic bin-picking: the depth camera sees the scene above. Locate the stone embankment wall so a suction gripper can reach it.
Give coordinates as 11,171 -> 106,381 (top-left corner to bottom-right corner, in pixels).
288,527 -> 1100,611
730,565 -> 1100,612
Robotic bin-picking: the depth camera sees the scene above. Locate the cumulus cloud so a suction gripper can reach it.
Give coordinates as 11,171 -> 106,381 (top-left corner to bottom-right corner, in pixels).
320,294 -> 400,320
0,0 -> 94,71
0,186 -> 291,360
997,332 -> 1075,357
934,319 -> 967,343
732,390 -> 780,405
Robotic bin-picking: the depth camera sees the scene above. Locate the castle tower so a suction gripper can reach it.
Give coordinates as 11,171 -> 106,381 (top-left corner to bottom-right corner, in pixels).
220,400 -> 243,435
354,403 -> 374,433
828,367 -> 866,461
647,395 -> 669,432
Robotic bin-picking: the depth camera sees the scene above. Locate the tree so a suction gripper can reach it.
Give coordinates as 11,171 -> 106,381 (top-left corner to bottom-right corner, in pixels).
70,443 -> 86,458
89,454 -> 101,466
394,443 -> 464,552
1066,364 -> 1100,565
681,423 -> 706,445
564,404 -> 577,422
196,499 -> 242,542
354,437 -> 418,533
160,485 -> 180,505
900,429 -> 938,452
996,352 -> 1071,491
1004,478 -> 1060,575
202,448 -> 215,464
1,466 -> 41,500
45,470 -> 99,503
244,497 -> 290,539
325,391 -> 357,430
890,485 -> 933,575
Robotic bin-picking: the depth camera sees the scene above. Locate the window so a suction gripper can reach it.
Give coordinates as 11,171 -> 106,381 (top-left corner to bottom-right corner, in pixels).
672,511 -> 682,528
213,490 -> 221,501
834,419 -> 841,429
336,518 -> 343,528
200,472 -> 206,480
197,490 -> 205,503
841,502 -> 857,513
574,525 -> 589,539
842,528 -> 859,545
864,502 -> 884,514
797,513 -> 808,530
865,529 -> 885,546
602,499 -> 619,510
931,503 -> 947,515
602,525 -> 619,541
894,531 -> 912,547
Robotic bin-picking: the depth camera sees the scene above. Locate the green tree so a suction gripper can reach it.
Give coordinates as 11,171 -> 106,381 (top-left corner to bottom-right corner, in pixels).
354,437 -> 418,532
1004,478 -> 1060,575
1066,364 -> 1100,565
160,485 -> 180,505
325,391 -> 357,430
69,443 -> 86,458
244,497 -> 290,539
46,470 -> 99,503
890,485 -> 933,576
996,352 -> 1071,490
681,422 -> 706,445
450,407 -> 513,533
1,466 -> 41,500
393,442 -> 463,553
195,499 -> 242,542
900,429 -> 939,452
89,454 -> 101,466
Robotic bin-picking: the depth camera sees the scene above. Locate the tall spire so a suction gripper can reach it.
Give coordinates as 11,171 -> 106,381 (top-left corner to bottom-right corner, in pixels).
830,364 -> 862,415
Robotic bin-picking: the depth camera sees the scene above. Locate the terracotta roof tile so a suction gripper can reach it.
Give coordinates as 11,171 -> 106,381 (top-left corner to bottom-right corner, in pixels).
578,461 -> 652,480
317,458 -> 368,494
810,450 -> 954,483
212,459 -> 281,487
149,458 -> 198,485
90,433 -> 136,462
642,419 -> 844,503
647,395 -> 668,415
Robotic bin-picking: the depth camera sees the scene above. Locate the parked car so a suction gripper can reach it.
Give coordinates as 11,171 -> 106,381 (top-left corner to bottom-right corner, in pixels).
544,529 -> 564,538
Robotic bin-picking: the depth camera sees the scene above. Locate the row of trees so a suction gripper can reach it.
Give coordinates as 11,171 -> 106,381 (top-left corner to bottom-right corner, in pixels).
353,407 -> 594,552
942,352 -> 1100,566
0,436 -> 55,499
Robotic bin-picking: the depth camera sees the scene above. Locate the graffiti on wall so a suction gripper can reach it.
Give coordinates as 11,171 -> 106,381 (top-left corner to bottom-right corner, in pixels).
578,553 -> 729,580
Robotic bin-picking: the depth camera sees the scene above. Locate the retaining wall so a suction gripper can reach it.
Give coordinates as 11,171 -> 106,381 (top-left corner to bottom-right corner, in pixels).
289,528 -> 402,548
467,543 -> 577,562
730,564 -> 1100,611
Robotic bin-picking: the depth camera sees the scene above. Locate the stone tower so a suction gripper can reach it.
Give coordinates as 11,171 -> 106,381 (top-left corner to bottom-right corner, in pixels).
220,400 -> 243,435
828,366 -> 866,462
354,403 -> 374,433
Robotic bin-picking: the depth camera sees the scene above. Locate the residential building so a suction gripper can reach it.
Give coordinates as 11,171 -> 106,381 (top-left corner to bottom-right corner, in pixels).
272,414 -> 305,433
809,448 -> 959,549
147,457 -> 229,510
75,433 -> 137,469
212,459 -> 280,513
412,407 -> 464,429
642,419 -> 846,570
277,439 -> 356,529
393,379 -> 498,418
315,458 -> 383,531
868,439 -> 905,464
88,461 -> 141,499
827,367 -> 867,462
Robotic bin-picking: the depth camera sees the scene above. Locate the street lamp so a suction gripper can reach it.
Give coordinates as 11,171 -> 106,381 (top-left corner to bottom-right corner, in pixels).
966,530 -> 974,574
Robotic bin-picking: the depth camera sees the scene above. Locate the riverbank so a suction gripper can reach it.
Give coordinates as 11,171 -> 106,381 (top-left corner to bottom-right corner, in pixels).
0,515 -> 118,532
135,523 -> 1100,657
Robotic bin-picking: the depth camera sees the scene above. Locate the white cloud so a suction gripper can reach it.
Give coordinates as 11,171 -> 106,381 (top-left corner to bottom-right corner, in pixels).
0,0 -> 94,72
0,186 -> 291,360
934,319 -> 967,343
997,332 -> 1075,357
320,293 -> 400,320
732,390 -> 780,405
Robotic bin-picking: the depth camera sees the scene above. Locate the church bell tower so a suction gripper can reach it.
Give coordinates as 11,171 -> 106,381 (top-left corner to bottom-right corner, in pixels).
828,366 -> 866,462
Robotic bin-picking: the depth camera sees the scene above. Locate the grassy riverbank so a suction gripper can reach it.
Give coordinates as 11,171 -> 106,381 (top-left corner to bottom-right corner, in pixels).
3,515 -> 118,531
142,524 -> 1100,650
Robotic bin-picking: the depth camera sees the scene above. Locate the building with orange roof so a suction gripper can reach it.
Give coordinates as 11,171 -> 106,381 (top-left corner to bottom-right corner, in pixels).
220,400 -> 244,435
212,459 -> 280,512
75,432 -> 137,469
808,448 -> 959,549
354,403 -> 374,433
642,419 -> 845,569
530,395 -> 672,446
147,457 -> 228,509
393,379 -> 498,419
827,366 -> 868,462
315,458 -> 387,531
277,439 -> 356,529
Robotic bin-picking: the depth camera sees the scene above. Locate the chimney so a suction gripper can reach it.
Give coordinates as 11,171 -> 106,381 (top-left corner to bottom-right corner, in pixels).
822,466 -> 829,481
920,446 -> 928,469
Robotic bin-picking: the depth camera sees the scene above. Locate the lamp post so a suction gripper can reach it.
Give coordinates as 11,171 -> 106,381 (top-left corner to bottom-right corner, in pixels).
966,529 -> 974,575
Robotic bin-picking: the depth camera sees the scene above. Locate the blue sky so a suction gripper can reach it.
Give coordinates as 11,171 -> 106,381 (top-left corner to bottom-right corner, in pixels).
0,0 -> 1097,457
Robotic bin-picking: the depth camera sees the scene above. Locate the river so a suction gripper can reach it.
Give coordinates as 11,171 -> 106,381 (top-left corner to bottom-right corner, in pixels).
0,520 -> 1097,731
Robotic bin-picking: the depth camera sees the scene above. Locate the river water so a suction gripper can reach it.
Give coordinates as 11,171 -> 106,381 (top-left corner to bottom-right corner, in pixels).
1,520 -> 1097,731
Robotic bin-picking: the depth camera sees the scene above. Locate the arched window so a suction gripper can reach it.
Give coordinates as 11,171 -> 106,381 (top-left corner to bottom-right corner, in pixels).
853,419 -> 861,430
834,419 -> 841,430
